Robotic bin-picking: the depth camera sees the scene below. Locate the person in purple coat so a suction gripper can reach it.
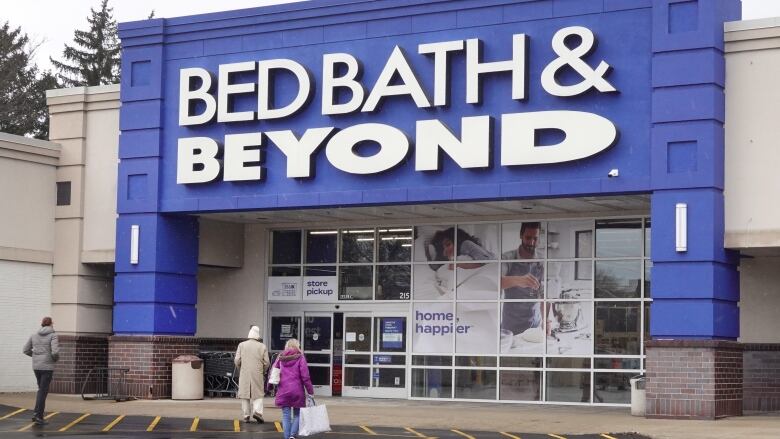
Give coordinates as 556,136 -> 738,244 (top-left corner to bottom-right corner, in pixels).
271,338 -> 314,439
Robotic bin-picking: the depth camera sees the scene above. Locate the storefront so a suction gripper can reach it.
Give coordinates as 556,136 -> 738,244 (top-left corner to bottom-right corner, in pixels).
108,0 -> 745,418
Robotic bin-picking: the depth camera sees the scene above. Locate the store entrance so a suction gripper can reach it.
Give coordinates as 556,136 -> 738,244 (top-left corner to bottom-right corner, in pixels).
269,311 -> 408,399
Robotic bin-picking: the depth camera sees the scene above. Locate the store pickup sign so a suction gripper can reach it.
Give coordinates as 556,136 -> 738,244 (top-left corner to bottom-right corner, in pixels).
176,26 -> 619,185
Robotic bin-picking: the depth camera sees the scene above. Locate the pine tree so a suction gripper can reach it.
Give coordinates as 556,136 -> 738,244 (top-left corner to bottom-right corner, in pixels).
0,22 -> 59,139
51,0 -> 120,87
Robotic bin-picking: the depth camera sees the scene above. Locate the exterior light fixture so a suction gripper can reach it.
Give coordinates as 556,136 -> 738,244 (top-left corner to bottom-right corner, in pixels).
675,203 -> 687,252
130,225 -> 140,264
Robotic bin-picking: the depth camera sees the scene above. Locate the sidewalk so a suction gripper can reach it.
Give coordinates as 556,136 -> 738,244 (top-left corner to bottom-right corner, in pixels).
0,392 -> 777,439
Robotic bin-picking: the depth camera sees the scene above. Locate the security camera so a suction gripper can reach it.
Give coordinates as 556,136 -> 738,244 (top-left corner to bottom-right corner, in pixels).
607,169 -> 619,178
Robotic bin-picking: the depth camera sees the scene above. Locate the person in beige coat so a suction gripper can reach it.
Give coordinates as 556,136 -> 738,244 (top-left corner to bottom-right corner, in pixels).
235,325 -> 270,423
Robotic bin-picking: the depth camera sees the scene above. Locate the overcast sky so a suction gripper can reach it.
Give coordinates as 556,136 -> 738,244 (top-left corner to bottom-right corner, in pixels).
4,0 -> 780,72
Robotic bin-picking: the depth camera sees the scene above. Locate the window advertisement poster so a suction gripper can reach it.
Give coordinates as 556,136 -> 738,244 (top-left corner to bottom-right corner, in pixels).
455,302 -> 498,354
548,301 -> 593,355
500,302 -> 546,355
380,317 -> 405,351
302,276 -> 338,301
412,302 -> 454,353
268,276 -> 301,301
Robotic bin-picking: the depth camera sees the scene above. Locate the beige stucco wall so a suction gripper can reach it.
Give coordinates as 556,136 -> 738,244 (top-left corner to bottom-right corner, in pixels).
725,19 -> 780,252
739,256 -> 780,343
197,224 -> 266,338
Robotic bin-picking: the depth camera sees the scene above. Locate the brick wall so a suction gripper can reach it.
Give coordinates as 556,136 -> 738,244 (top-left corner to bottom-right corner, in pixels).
645,340 -> 743,419
51,335 -> 109,394
198,338 -> 243,353
743,344 -> 780,412
108,335 -> 199,399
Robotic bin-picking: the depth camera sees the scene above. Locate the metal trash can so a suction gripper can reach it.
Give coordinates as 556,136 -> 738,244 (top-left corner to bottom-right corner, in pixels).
630,375 -> 646,416
172,355 -> 204,400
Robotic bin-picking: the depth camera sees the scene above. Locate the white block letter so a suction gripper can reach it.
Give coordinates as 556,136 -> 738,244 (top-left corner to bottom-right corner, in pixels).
466,34 -> 527,104
224,133 -> 264,182
258,59 -> 312,119
218,61 -> 257,123
266,128 -> 335,178
326,124 -> 409,174
418,40 -> 464,107
179,68 -> 217,126
416,116 -> 491,171
177,137 -> 220,184
363,46 -> 430,112
322,53 -> 365,115
501,111 -> 617,166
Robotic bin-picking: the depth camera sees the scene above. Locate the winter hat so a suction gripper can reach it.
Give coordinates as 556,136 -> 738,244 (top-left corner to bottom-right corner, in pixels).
247,326 -> 261,340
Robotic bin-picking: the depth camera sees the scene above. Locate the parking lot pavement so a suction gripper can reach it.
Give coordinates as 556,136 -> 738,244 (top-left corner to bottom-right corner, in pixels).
0,403 -> 649,439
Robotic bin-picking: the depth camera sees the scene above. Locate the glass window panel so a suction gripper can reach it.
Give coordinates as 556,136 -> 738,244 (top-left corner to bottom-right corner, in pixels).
373,368 -> 405,388
303,316 -> 331,351
547,220 -> 592,259
341,229 -> 375,263
547,357 -> 591,369
644,219 -> 651,258
305,266 -> 336,276
305,354 -> 331,364
412,303 -> 454,354
376,265 -> 411,300
270,316 -> 300,351
547,262 -> 592,299
373,317 -> 406,352
594,358 -> 641,370
306,230 -> 337,263
595,260 -> 642,298
594,372 -> 633,404
457,224 -> 499,260
456,302 -> 498,354
644,260 -> 652,298
644,302 -> 651,354
411,368 -> 452,398
546,371 -> 591,403
345,355 -> 370,365
413,263 -> 453,300
344,367 -> 370,387
454,356 -> 497,367
456,262 -> 499,300
339,266 -> 373,300
309,366 -> 330,386
596,219 -> 642,258
501,261 -> 544,299
373,355 -> 406,366
414,225 -> 455,262
499,370 -> 541,401
454,369 -> 497,400
500,302 -> 545,355
270,266 -> 301,277
378,227 -> 413,262
549,301 -> 593,356
412,356 -> 452,366
272,230 -> 301,264
501,222 -> 545,260
499,357 -> 542,368
345,317 -> 371,352
595,302 -> 641,355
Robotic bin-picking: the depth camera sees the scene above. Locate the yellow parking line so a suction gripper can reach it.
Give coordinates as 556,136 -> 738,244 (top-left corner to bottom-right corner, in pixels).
452,430 -> 476,439
405,427 -> 426,437
600,435 -> 618,439
59,413 -> 90,432
0,408 -> 26,420
275,421 -> 283,432
361,425 -> 378,435
146,416 -> 161,432
18,412 -> 59,431
548,435 -> 567,439
190,417 -> 200,432
234,419 -> 241,432
102,415 -> 125,432
500,432 -> 522,439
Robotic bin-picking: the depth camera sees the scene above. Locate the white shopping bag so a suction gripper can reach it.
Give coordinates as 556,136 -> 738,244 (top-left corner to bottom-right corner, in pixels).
298,395 -> 331,436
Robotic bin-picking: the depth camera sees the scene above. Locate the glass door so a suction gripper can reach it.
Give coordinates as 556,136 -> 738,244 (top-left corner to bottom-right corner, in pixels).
303,313 -> 333,397
269,315 -> 301,354
342,313 -> 408,398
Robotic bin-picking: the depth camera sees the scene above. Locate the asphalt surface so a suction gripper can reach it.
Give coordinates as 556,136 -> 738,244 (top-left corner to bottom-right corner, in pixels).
0,404 -> 651,439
